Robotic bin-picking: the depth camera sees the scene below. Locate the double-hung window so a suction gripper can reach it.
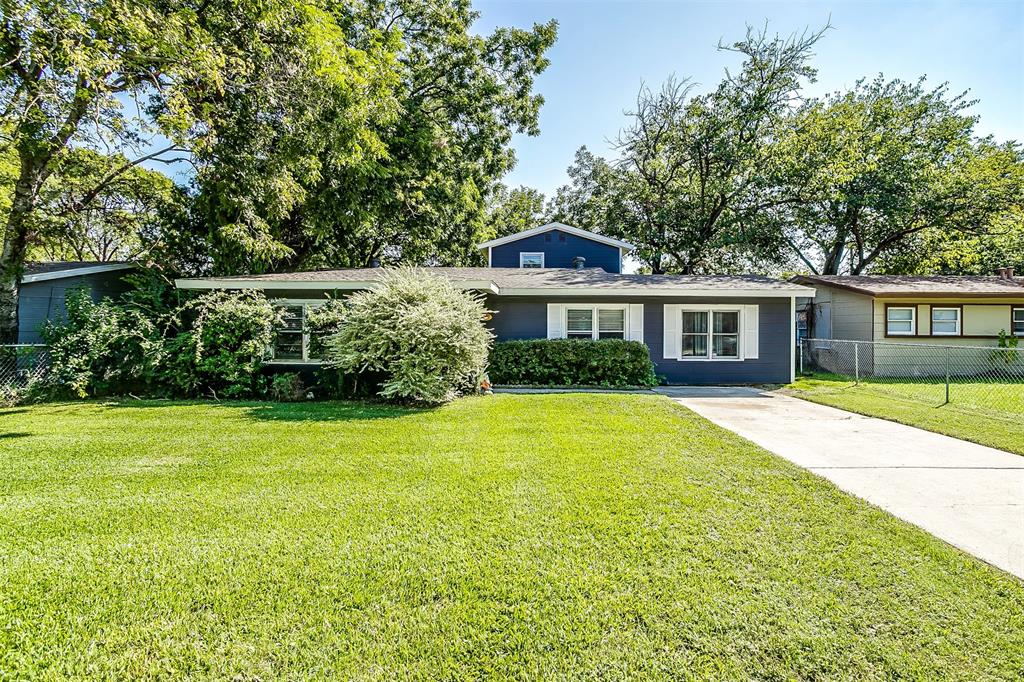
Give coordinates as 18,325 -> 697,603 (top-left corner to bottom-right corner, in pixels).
565,306 -> 626,340
681,309 -> 739,359
1013,308 -> 1024,336
519,252 -> 544,268
271,302 -> 327,362
931,307 -> 960,336
886,307 -> 915,336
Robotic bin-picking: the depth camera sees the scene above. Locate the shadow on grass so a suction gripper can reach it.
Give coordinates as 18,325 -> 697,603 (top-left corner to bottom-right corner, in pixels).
102,398 -> 426,423
0,431 -> 30,439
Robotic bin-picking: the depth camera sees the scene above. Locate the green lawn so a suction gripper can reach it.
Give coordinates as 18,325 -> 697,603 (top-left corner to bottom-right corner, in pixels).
2,395 -> 1023,679
786,374 -> 1024,455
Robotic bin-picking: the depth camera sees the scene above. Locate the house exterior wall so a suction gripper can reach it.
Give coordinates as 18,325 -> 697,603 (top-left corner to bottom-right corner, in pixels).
486,294 -> 793,384
18,271 -> 133,343
871,298 -> 1022,343
489,229 -> 622,272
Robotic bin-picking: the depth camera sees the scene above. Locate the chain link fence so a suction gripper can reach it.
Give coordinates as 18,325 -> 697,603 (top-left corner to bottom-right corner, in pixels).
0,344 -> 50,403
799,338 -> 1024,420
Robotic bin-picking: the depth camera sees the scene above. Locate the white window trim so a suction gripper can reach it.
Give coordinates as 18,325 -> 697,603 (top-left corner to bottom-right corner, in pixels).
519,252 -> 545,268
1012,307 -> 1024,336
562,303 -> 628,340
886,306 -> 916,336
269,300 -> 328,364
676,304 -> 744,362
930,307 -> 961,336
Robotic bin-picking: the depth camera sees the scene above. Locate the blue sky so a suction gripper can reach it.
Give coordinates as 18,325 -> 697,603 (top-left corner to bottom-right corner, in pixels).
474,0 -> 1024,198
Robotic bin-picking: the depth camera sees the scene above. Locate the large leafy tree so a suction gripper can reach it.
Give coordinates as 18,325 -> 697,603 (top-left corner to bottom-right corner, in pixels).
0,0 -> 397,340
768,77 -> 1024,274
482,183 -> 547,242
195,0 -> 558,273
27,148 -> 184,262
549,26 -> 824,274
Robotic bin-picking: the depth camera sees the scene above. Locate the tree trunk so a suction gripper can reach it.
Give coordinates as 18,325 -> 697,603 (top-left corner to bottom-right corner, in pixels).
0,160 -> 45,343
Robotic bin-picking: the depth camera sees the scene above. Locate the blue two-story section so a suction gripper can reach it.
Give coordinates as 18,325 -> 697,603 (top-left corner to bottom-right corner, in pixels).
479,222 -> 631,273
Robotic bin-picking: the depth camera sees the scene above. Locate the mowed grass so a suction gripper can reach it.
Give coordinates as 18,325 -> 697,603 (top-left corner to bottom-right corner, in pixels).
1,395 -> 1023,680
786,374 -> 1024,455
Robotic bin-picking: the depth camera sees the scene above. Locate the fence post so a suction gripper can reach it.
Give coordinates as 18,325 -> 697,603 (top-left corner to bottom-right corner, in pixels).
799,340 -> 804,375
944,345 -> 950,404
854,343 -> 859,385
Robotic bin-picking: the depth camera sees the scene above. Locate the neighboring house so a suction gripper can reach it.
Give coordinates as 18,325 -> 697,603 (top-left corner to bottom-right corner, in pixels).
792,273 -> 1024,375
176,223 -> 813,384
18,262 -> 136,344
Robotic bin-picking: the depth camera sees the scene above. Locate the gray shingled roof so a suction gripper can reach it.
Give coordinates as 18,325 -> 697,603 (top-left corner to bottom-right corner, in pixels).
792,274 -> 1024,297
179,267 -> 810,293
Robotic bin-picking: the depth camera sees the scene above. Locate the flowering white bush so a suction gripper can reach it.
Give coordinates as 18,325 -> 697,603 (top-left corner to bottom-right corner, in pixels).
324,269 -> 493,404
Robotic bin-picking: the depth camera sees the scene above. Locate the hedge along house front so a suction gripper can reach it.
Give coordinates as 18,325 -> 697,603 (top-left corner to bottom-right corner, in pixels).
176,268 -> 814,386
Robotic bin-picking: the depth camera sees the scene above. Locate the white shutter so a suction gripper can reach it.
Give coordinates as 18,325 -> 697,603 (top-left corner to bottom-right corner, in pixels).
627,304 -> 644,343
742,305 -> 759,360
547,304 -> 564,339
663,304 -> 681,359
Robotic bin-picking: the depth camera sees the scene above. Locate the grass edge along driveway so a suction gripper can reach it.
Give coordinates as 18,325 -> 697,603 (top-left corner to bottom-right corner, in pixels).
2,394 -> 1023,679
785,374 -> 1024,456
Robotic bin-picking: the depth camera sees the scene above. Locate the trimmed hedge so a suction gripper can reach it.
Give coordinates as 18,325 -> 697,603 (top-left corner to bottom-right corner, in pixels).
489,339 -> 658,388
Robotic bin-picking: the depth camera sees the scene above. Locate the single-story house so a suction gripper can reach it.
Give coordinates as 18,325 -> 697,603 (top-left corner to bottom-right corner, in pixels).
17,261 -> 137,344
791,273 -> 1024,376
176,223 -> 814,384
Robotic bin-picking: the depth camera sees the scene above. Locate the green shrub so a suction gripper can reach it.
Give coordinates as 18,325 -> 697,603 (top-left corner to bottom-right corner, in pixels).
159,290 -> 279,398
269,372 -> 307,402
306,298 -> 347,360
41,290 -> 161,397
488,339 -> 658,388
324,269 -> 492,404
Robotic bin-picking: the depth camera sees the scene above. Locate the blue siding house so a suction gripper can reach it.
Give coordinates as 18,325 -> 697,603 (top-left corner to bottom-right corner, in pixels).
18,262 -> 136,343
176,224 -> 813,384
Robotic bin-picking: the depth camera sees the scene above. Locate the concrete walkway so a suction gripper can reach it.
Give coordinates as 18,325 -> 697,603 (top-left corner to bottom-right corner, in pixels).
656,387 -> 1024,579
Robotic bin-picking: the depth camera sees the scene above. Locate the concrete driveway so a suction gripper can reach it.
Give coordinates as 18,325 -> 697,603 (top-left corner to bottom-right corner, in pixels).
656,387 -> 1024,579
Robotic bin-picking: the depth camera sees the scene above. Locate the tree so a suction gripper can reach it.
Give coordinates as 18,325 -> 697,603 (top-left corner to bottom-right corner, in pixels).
769,77 -> 1024,274
0,0 -> 397,340
193,1 -> 558,274
483,183 -> 547,241
549,26 -> 825,274
29,148 -> 185,262
874,209 -> 1024,275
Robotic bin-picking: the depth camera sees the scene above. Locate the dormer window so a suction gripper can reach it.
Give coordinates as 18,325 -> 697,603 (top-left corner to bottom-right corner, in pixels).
519,252 -> 544,268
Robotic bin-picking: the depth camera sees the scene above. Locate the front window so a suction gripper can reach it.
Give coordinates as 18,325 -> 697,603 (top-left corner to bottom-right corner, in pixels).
566,308 -> 593,339
1013,308 -> 1024,336
931,307 -> 960,336
273,305 -> 305,360
271,302 -> 328,362
519,252 -> 544,268
886,307 -> 915,335
565,305 -> 627,340
680,309 -> 739,359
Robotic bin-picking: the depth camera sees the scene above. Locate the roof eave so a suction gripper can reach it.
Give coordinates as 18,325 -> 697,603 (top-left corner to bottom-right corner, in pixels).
22,262 -> 136,283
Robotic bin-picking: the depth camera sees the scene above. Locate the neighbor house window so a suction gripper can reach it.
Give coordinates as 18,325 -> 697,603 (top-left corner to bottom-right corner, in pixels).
681,309 -> 739,359
886,307 -> 915,335
1013,308 -> 1024,336
271,302 -> 326,362
931,307 -> 960,336
565,305 -> 626,340
519,252 -> 544,268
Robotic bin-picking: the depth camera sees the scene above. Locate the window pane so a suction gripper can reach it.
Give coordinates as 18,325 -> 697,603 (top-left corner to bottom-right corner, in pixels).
273,332 -> 304,360
932,309 -> 958,321
713,311 -> 738,333
682,311 -> 708,333
598,308 -> 625,332
887,320 -> 913,333
566,309 -> 593,333
713,334 -> 739,358
520,253 -> 543,268
681,333 -> 707,357
278,305 -> 303,331
1013,310 -> 1024,334
598,331 -> 625,339
932,321 -> 957,334
887,308 -> 913,321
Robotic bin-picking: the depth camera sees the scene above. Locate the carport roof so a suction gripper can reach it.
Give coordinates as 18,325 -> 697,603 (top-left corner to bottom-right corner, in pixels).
791,274 -> 1024,298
